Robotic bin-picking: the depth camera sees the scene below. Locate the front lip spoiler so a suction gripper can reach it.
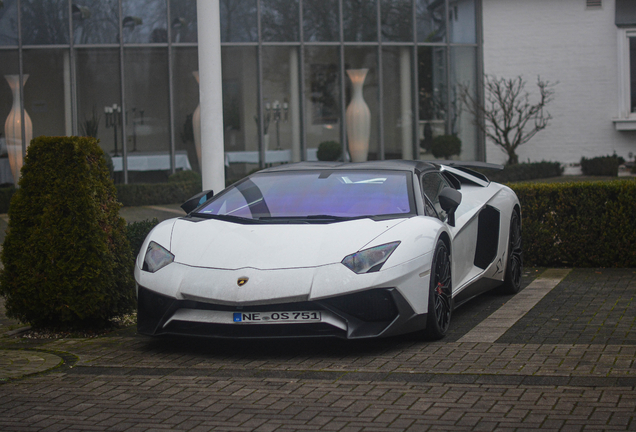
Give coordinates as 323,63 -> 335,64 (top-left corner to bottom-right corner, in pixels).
137,286 -> 428,340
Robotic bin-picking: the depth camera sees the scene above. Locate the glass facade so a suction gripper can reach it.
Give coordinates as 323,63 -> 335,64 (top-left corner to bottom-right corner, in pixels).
0,0 -> 481,185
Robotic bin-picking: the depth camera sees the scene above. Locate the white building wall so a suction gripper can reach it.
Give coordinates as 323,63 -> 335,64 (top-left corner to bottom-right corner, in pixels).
482,0 -> 636,165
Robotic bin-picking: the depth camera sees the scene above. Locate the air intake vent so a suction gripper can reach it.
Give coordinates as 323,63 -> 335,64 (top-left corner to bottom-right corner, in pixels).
587,0 -> 602,8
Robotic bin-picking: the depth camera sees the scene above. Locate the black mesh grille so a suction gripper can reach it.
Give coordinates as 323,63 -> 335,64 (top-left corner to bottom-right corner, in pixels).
321,289 -> 398,322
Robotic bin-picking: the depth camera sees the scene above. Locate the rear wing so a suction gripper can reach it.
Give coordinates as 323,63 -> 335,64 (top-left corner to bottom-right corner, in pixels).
432,161 -> 504,187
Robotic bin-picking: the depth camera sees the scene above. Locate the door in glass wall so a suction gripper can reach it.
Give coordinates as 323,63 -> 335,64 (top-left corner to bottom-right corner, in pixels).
418,46 -> 447,160
344,47 -> 378,161
124,47 -> 170,183
304,46 -> 341,161
382,47 -> 414,160
221,46 -> 258,182
450,46 -> 477,160
75,48 -> 122,158
261,46 -> 300,163
0,50 -> 19,185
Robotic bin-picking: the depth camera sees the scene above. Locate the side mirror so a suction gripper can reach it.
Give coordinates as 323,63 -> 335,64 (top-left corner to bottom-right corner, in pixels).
181,190 -> 214,214
438,188 -> 462,226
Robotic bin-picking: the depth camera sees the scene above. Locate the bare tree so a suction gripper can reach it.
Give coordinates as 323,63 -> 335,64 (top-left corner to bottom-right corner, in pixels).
460,75 -> 556,165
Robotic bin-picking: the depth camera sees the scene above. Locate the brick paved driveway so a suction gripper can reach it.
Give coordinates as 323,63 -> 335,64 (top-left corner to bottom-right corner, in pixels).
1,268 -> 635,431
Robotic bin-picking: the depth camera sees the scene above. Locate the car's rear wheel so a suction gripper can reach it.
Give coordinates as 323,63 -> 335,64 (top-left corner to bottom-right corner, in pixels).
424,239 -> 452,340
500,209 -> 523,294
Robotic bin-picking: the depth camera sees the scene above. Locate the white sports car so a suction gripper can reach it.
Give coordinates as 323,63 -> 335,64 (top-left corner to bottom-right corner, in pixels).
135,160 -> 522,340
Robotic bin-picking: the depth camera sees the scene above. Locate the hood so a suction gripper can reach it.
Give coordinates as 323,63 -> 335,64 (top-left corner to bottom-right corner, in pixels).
168,217 -> 406,270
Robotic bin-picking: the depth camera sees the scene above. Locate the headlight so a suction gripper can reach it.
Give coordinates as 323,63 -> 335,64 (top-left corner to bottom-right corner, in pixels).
342,241 -> 400,274
143,241 -> 174,273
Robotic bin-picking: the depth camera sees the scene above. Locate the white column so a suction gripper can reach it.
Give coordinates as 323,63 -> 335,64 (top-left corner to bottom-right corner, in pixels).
289,48 -> 301,162
400,47 -> 413,160
196,0 -> 225,193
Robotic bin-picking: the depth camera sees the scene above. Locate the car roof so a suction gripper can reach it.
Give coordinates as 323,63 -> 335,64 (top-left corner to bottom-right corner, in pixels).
258,160 -> 438,174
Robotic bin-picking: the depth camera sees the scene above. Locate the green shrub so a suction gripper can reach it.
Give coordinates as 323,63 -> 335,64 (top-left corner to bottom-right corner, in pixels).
126,218 -> 160,258
580,155 -> 620,176
317,141 -> 342,161
510,180 -> 636,267
0,136 -> 136,329
115,180 -> 201,207
169,169 -> 202,186
431,135 -> 461,159
487,161 -> 563,183
0,185 -> 15,213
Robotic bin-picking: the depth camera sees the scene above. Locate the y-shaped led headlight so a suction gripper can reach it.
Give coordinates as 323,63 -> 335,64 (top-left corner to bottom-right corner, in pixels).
143,241 -> 174,273
342,241 -> 400,274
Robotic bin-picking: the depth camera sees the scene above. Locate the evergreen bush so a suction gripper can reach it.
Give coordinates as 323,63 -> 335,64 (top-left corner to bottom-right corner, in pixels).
126,218 -> 160,258
580,155 -> 620,176
487,161 -> 563,183
317,141 -> 342,161
115,180 -> 201,207
431,134 -> 462,159
0,136 -> 136,329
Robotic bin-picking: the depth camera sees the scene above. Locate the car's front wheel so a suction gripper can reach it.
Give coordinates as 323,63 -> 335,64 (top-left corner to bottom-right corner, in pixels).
500,209 -> 523,294
424,239 -> 452,340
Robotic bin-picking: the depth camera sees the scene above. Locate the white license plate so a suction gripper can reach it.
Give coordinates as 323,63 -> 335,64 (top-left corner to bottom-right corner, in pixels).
233,311 -> 321,324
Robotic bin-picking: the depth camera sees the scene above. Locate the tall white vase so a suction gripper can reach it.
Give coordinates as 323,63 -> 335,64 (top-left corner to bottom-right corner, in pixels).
346,69 -> 371,163
4,74 -> 33,187
192,71 -> 202,165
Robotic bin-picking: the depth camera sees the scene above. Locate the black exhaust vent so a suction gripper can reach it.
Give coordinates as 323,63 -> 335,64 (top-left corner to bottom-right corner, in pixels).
322,289 -> 398,323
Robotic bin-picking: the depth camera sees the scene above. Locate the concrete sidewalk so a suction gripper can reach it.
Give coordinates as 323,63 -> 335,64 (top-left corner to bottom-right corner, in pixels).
1,267 -> 635,430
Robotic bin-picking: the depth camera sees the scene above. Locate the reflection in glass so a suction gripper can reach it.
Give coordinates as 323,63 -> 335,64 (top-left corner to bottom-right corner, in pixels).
75,49 -> 121,156
21,0 -> 69,45
304,47 -> 340,159
345,47 -> 378,160
418,46 -> 447,159
219,0 -> 256,43
122,0 -> 167,44
303,0 -> 339,42
72,0 -> 119,45
450,46 -> 477,160
172,47 -> 201,172
381,0 -> 412,42
382,47 -> 413,160
221,47 -> 258,180
0,50 -> 19,184
261,0 -> 299,42
343,0 -> 377,42
22,50 -> 68,138
417,0 -> 445,43
170,0 -> 197,43
124,48 -> 170,182
449,0 -> 476,44
0,0 -> 18,46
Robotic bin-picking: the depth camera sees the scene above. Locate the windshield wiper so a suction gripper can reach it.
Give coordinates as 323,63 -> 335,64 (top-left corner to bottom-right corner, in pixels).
189,213 -> 263,224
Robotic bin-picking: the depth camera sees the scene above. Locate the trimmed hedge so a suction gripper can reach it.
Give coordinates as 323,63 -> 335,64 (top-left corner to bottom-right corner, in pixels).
580,155 -> 620,176
0,136 -> 136,329
510,180 -> 636,267
126,218 -> 160,258
487,161 -> 563,183
115,180 -> 201,207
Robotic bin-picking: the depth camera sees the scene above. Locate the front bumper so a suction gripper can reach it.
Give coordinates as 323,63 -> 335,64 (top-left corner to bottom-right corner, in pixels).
138,285 -> 426,339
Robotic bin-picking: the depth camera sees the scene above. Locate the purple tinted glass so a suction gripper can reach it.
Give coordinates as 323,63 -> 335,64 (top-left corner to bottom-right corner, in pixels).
199,170 -> 413,219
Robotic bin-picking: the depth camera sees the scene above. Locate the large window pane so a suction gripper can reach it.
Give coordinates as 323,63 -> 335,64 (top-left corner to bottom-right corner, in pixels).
124,47 -> 170,182
450,46 -> 477,160
122,0 -> 167,44
72,0 -> 119,45
21,0 -> 69,45
345,47 -> 378,160
449,0 -> 475,44
170,0 -> 197,43
383,47 -> 414,160
630,37 -> 636,113
381,0 -> 412,42
221,46 -> 258,181
0,0 -> 18,46
304,46 -> 341,160
261,0 -> 299,42
75,48 -> 121,156
303,0 -> 339,42
343,0 -> 377,42
0,50 -> 19,184
219,0 -> 256,43
417,0 -> 445,43
418,46 -> 447,159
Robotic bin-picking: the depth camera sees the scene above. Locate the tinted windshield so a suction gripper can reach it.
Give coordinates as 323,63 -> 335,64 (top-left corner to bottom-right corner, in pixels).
196,170 -> 414,221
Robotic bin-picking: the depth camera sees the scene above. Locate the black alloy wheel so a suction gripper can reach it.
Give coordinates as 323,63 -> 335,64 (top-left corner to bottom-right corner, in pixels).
424,239 -> 452,340
501,210 -> 523,294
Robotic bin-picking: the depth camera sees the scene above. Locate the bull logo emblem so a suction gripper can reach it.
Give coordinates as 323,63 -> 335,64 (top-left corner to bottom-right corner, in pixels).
237,277 -> 249,287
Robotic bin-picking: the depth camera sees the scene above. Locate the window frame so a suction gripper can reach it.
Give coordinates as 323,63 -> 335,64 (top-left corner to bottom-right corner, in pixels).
615,28 -> 636,129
